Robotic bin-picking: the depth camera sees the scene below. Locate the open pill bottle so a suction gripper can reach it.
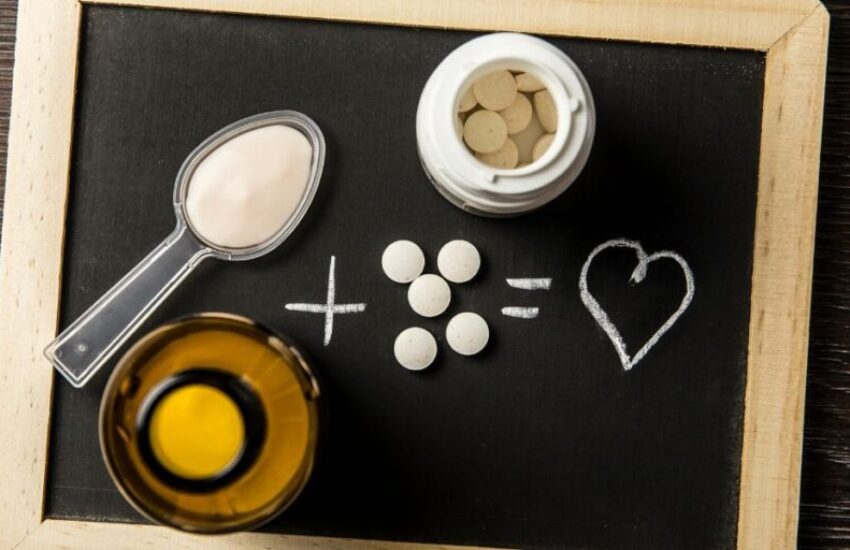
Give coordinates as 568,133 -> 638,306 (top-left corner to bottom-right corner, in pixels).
416,33 -> 595,216
99,313 -> 321,534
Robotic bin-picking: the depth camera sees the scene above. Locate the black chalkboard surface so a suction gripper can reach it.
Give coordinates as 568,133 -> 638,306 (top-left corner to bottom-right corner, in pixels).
47,5 -> 764,549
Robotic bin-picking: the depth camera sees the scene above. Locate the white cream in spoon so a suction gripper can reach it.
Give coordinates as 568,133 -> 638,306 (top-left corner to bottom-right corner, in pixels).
186,125 -> 313,249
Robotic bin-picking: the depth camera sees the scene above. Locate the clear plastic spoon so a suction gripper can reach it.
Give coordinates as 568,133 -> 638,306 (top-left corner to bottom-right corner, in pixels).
45,111 -> 325,388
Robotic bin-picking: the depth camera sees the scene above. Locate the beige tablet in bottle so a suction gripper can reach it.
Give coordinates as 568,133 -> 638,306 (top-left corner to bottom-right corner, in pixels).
532,133 -> 555,161
533,89 -> 558,133
476,138 -> 519,169
516,72 -> 545,93
458,87 -> 478,113
498,93 -> 533,135
463,110 -> 508,154
472,70 -> 518,111
512,111 -> 546,165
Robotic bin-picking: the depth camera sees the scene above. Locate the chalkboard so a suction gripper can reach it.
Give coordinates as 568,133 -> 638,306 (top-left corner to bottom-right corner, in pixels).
46,5 -> 765,549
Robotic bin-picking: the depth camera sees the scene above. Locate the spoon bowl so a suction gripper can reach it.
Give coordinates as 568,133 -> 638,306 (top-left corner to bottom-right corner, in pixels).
175,111 -> 325,261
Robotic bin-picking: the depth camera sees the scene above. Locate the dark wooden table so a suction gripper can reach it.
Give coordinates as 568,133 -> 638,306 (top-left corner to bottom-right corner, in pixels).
0,2 -> 847,547
798,3 -> 850,546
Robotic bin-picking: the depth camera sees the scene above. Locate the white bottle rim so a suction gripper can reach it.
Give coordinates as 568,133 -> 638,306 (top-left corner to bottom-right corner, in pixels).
416,33 -> 596,216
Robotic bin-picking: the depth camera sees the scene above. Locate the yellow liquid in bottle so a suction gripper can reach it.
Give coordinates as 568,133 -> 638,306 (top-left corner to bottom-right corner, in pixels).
149,384 -> 245,480
100,315 -> 320,533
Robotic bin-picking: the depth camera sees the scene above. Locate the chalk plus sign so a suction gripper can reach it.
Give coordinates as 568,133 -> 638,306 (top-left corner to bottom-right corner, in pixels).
285,255 -> 367,346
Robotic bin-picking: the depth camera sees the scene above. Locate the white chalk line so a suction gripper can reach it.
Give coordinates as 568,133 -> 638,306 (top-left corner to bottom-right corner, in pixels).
501,307 -> 539,319
506,277 -> 552,290
285,303 -> 324,313
284,255 -> 367,346
285,303 -> 367,314
325,255 -> 336,346
578,238 -> 694,371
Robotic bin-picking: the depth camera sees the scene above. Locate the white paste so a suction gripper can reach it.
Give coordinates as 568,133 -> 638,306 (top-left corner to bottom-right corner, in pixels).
186,125 -> 313,249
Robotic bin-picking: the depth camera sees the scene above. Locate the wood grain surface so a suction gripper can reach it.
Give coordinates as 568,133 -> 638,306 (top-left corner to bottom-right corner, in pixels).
0,1 -> 847,547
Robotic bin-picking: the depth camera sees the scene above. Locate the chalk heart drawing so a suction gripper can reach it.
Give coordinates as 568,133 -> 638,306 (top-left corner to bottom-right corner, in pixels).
579,238 -> 695,371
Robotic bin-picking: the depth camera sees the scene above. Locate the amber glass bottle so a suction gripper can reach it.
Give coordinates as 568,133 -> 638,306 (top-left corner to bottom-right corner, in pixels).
99,313 -> 321,533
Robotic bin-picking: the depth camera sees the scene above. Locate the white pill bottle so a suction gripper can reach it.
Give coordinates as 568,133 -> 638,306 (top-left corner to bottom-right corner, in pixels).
416,33 -> 596,216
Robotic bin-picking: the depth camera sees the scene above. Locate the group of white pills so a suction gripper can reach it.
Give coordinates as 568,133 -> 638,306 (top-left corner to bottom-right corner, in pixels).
382,239 -> 490,370
458,70 -> 558,169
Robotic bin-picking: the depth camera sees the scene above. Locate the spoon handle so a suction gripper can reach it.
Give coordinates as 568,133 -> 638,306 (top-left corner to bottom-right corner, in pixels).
45,223 -> 212,388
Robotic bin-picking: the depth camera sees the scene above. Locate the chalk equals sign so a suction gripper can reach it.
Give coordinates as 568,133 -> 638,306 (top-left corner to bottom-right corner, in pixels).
502,278 -> 551,319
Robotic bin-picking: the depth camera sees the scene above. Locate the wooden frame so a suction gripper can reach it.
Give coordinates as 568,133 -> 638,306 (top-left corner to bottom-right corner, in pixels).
0,0 -> 829,548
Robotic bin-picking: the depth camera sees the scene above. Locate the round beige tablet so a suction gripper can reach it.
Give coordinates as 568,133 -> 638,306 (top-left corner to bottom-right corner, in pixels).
533,89 -> 558,133
382,240 -> 425,283
516,72 -> 545,92
532,133 -> 555,162
437,240 -> 481,283
472,70 -> 517,111
511,111 -> 545,165
498,93 -> 533,135
463,110 -> 508,154
408,274 -> 451,318
475,138 -> 518,169
393,327 -> 437,371
457,87 -> 477,113
446,312 -> 489,356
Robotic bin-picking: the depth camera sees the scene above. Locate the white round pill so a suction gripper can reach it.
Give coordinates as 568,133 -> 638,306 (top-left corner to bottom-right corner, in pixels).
393,327 -> 437,371
407,274 -> 451,317
382,240 -> 425,283
446,312 -> 490,356
437,240 -> 481,283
